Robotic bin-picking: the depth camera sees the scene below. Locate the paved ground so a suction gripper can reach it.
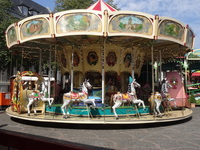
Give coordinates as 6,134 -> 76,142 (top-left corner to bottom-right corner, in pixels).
0,107 -> 200,150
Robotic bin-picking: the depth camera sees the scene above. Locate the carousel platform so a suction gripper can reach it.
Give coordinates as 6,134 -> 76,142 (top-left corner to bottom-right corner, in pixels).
6,106 -> 193,125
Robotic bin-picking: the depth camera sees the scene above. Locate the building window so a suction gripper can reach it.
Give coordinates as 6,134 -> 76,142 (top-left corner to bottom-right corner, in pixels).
29,10 -> 38,16
32,11 -> 38,15
18,5 -> 29,16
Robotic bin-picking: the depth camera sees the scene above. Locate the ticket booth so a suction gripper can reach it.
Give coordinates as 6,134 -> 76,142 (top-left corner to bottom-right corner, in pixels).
0,92 -> 10,110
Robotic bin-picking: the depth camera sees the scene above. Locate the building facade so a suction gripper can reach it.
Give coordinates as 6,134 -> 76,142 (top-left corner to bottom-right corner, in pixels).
0,0 -> 51,92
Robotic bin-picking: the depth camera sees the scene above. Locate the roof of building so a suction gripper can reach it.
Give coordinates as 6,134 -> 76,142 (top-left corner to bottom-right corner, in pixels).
10,0 -> 50,19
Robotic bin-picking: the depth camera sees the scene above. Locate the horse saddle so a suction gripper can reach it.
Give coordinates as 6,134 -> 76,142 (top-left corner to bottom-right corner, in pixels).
155,93 -> 162,100
122,93 -> 130,100
71,92 -> 79,99
161,93 -> 170,99
30,91 -> 40,99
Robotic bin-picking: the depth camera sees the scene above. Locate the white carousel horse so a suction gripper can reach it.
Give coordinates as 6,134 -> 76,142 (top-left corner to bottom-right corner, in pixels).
149,92 -> 162,116
161,80 -> 176,107
111,79 -> 146,119
27,91 -> 54,116
61,79 -> 96,118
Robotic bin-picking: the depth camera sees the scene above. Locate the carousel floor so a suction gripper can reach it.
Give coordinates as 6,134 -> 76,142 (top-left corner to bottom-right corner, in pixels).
6,106 -> 193,125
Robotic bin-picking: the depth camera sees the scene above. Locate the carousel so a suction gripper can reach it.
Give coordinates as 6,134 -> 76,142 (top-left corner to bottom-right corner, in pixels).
5,0 -> 194,125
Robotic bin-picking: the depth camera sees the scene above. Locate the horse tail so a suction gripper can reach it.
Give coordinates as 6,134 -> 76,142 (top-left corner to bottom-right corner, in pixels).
110,94 -> 114,113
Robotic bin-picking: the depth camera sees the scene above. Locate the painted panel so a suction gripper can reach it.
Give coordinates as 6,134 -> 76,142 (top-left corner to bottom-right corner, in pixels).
109,14 -> 153,35
119,49 -> 133,76
87,51 -> 98,66
83,48 -> 102,73
186,29 -> 194,48
7,26 -> 17,45
123,53 -> 132,68
20,18 -> 50,40
106,52 -> 117,67
56,13 -> 102,33
158,20 -> 184,41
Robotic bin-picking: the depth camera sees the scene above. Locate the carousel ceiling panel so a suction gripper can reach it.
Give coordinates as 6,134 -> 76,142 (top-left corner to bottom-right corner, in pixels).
108,13 -> 154,39
157,18 -> 185,44
5,23 -> 18,48
54,11 -> 103,37
17,14 -> 53,44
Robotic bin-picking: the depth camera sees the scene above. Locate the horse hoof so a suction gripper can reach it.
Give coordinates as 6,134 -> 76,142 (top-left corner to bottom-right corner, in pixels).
115,117 -> 119,120
63,115 -> 67,119
28,113 -> 30,116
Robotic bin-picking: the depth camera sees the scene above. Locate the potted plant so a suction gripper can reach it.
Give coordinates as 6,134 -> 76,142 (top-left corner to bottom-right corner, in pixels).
189,94 -> 196,108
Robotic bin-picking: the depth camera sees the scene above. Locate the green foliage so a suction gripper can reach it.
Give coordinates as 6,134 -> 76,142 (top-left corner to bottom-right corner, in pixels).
0,0 -> 18,71
106,0 -> 120,10
55,0 -> 95,12
54,0 -> 120,12
189,94 -> 196,103
196,99 -> 200,105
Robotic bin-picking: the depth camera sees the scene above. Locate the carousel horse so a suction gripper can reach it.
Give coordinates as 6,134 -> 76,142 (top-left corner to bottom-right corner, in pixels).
161,80 -> 176,108
27,91 -> 54,116
61,79 -> 96,118
111,79 -> 146,119
148,92 -> 162,116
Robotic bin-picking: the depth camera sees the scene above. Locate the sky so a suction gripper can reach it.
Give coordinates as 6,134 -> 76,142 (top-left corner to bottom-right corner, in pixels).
32,0 -> 200,49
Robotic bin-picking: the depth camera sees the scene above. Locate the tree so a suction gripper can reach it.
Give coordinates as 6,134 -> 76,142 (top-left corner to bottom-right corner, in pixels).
0,0 -> 18,71
54,0 -> 120,12
55,0 -> 95,12
107,0 -> 120,10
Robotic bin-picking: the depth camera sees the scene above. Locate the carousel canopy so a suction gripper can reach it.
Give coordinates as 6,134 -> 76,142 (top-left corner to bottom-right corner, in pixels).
5,0 -> 195,76
186,49 -> 200,60
186,49 -> 200,70
192,71 -> 200,77
87,0 -> 117,12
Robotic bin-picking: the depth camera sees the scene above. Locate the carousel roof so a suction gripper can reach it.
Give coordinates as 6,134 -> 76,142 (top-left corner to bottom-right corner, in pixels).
87,0 -> 117,12
191,71 -> 200,77
5,0 -> 195,75
186,49 -> 200,60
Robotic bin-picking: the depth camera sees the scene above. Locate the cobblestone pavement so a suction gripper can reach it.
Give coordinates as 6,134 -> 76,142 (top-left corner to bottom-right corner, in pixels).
0,108 -> 200,150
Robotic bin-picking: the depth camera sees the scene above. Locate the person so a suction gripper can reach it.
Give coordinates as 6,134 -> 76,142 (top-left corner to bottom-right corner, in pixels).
63,79 -> 70,93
